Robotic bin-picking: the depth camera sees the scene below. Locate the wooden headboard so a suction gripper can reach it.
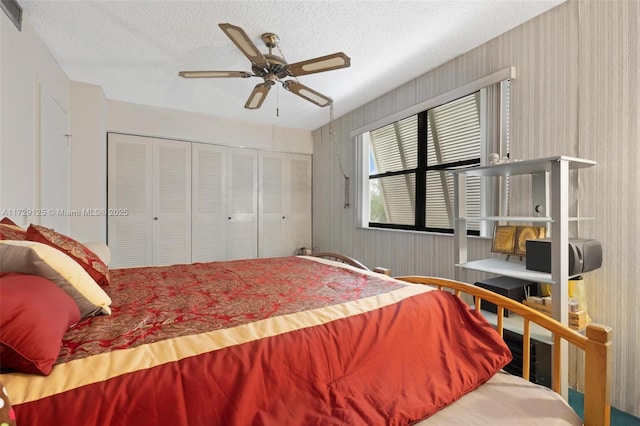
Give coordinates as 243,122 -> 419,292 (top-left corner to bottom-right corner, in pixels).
310,252 -> 391,276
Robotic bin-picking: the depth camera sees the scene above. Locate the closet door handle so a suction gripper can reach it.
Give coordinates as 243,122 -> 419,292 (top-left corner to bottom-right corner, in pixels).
153,217 -> 158,220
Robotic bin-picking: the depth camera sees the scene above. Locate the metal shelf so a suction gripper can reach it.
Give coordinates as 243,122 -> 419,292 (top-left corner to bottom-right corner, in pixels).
453,155 -> 597,400
456,257 -> 584,284
459,216 -> 595,222
450,155 -> 596,177
456,258 -> 553,283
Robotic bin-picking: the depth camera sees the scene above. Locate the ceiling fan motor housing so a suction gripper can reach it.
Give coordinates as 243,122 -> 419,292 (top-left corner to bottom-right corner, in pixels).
252,54 -> 289,80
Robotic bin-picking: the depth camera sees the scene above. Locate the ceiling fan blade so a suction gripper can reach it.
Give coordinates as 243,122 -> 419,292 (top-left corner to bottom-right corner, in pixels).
219,23 -> 268,67
178,71 -> 252,78
244,83 -> 271,109
287,52 -> 351,77
283,81 -> 332,107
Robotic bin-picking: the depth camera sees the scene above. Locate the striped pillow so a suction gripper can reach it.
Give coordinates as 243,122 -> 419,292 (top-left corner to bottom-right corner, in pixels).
26,224 -> 110,287
0,240 -> 111,318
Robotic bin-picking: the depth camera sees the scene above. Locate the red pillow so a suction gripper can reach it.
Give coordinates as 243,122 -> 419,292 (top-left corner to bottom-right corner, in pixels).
0,217 -> 18,226
0,224 -> 26,241
25,224 -> 110,287
0,274 -> 81,375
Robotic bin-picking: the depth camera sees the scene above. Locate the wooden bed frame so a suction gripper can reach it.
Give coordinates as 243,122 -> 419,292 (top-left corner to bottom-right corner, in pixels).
311,253 -> 612,426
311,252 -> 391,275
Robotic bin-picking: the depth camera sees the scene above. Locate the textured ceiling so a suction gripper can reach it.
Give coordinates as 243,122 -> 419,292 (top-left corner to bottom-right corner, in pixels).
20,0 -> 564,131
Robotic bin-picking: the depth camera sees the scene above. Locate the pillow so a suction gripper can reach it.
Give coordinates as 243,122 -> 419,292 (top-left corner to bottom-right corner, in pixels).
0,217 -> 18,226
82,241 -> 112,266
0,274 -> 81,375
0,380 -> 17,426
0,224 -> 26,241
0,240 -> 112,318
26,224 -> 110,287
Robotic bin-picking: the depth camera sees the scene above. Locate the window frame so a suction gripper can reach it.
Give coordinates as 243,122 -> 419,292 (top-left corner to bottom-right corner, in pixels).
354,67 -> 514,236
367,108 -> 483,233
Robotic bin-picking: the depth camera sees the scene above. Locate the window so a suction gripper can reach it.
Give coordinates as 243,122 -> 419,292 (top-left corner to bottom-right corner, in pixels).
360,78 -> 510,235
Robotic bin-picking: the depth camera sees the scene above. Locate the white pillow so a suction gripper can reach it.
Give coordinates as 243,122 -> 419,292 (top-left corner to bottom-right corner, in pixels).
82,241 -> 112,266
0,240 -> 112,317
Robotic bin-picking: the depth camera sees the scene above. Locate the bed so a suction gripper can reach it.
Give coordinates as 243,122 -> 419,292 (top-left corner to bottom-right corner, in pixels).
0,229 -> 611,425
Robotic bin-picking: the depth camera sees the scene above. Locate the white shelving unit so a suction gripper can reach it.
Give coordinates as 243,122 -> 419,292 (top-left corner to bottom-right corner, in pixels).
452,155 -> 596,398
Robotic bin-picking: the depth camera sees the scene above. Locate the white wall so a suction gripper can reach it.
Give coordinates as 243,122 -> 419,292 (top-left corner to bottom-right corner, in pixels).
107,100 -> 312,154
69,81 -> 108,242
0,14 -> 69,227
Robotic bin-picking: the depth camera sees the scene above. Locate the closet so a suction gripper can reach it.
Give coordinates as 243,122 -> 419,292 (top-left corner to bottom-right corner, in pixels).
107,133 -> 311,268
107,133 -> 191,268
191,143 -> 258,262
258,151 -> 312,258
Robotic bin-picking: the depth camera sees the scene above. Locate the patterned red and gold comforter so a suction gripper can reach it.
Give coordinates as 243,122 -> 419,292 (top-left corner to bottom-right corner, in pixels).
4,256 -> 511,425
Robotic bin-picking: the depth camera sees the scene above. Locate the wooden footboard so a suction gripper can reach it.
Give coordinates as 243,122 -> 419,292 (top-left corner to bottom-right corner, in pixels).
394,276 -> 612,426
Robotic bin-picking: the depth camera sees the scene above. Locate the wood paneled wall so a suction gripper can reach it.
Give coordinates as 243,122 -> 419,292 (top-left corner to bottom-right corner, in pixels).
312,0 -> 639,416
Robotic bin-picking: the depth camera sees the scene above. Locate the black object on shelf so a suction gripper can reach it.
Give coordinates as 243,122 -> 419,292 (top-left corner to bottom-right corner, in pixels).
525,238 -> 603,275
502,329 -> 552,388
474,276 -> 537,317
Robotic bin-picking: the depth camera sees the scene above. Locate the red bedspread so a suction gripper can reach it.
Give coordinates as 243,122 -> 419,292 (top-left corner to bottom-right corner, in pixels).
5,257 -> 511,425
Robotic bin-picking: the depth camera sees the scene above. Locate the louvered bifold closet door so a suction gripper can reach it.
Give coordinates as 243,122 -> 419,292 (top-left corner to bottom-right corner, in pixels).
152,139 -> 192,266
258,152 -> 312,258
192,143 -> 227,262
285,154 -> 312,255
258,151 -> 287,257
227,147 -> 258,260
107,134 -> 153,268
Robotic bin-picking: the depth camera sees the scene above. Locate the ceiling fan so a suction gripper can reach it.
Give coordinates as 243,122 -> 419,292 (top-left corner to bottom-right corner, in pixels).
179,23 -> 351,109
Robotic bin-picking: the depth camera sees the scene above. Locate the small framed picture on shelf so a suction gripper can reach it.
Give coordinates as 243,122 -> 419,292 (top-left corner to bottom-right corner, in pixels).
514,226 -> 546,255
491,225 -> 517,254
